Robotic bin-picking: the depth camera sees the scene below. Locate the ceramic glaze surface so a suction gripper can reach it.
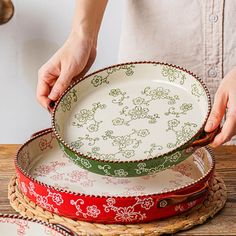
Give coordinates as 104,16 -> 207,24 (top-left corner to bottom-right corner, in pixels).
21,132 -> 211,197
54,63 -> 209,163
0,216 -> 66,236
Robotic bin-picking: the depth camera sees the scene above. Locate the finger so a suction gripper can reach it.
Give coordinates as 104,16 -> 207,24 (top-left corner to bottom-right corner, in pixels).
210,111 -> 236,147
48,63 -> 80,101
205,90 -> 228,132
36,76 -> 52,109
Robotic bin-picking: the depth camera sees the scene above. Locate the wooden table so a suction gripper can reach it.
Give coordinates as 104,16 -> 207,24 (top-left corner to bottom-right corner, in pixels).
0,145 -> 235,235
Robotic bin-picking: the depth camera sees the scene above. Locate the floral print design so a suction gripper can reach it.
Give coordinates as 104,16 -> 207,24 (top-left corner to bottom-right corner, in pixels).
161,65 -> 186,85
72,102 -> 106,132
86,129 -> 150,161
191,83 -> 205,101
103,197 -> 154,222
70,134 -> 99,150
91,65 -> 135,87
24,181 -> 63,214
70,199 -> 101,218
60,89 -> 78,112
166,119 -> 198,148
165,103 -> 193,118
109,88 -> 129,106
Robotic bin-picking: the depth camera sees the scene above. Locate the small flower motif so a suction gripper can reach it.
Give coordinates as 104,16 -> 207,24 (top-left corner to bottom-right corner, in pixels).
37,195 -> 48,208
81,159 -> 92,169
39,138 -> 48,151
87,124 -> 99,132
112,117 -> 124,126
112,136 -> 132,149
114,169 -> 128,177
75,109 -> 93,123
141,198 -> 154,210
91,75 -> 103,87
137,129 -> 150,137
162,65 -> 180,82
128,106 -> 149,120
169,152 -> 181,162
125,69 -> 134,76
132,97 -> 145,105
180,103 -> 193,112
52,193 -> 63,206
86,205 -> 101,218
150,87 -> 169,99
122,150 -> 135,158
167,119 -> 180,129
71,140 -> 84,149
109,88 -> 122,97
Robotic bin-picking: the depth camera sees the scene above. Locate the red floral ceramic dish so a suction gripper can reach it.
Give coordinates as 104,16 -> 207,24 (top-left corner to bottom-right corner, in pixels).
52,61 -> 217,177
15,129 -> 215,224
0,214 -> 76,235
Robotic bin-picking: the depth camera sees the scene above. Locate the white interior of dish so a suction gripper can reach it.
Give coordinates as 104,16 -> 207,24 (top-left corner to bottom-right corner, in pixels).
0,216 -> 63,236
54,63 -> 209,162
17,132 -> 213,197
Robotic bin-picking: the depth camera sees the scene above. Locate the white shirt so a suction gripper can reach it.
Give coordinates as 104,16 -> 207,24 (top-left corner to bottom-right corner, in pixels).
118,0 -> 236,144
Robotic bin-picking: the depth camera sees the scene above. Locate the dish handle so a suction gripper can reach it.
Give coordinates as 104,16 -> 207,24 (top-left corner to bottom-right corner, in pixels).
30,128 -> 52,139
187,126 -> 221,149
157,182 -> 209,208
54,223 -> 78,236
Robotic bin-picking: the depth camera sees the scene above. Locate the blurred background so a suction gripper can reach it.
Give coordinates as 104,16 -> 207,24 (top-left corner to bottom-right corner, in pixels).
0,0 -> 124,143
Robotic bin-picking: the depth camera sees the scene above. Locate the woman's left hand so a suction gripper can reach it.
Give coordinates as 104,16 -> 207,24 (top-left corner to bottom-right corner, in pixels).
205,67 -> 236,147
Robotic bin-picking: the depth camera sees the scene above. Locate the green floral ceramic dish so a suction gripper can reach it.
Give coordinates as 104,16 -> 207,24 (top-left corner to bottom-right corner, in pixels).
52,62 -> 216,177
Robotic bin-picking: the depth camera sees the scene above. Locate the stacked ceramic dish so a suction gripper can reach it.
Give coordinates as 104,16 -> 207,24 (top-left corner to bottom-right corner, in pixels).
15,62 -> 218,224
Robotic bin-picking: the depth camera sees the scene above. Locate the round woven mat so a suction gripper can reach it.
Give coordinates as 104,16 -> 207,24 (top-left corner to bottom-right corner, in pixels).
8,175 -> 227,236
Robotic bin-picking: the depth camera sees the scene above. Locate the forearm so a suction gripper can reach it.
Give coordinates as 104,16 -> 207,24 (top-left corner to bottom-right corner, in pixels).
71,0 -> 108,45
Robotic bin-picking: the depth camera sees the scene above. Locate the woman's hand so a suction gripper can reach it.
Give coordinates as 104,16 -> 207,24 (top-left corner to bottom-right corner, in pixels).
37,0 -> 108,111
205,67 -> 236,147
37,31 -> 96,111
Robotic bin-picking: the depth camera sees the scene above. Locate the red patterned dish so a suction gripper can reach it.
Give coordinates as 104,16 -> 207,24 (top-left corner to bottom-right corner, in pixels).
15,129 -> 215,224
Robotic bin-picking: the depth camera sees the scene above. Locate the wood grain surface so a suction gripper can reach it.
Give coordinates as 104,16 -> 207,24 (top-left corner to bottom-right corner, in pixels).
0,144 -> 235,235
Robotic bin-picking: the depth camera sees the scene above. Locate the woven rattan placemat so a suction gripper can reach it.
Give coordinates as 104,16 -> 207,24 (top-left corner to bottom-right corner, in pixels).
8,175 -> 227,236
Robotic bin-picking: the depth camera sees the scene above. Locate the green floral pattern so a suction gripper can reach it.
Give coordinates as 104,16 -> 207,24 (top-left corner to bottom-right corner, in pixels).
72,102 -> 106,132
70,134 -> 99,150
161,65 -> 186,85
165,103 -> 193,117
109,88 -> 129,106
191,83 -> 204,101
85,129 -> 150,161
60,89 -> 78,112
91,65 -> 135,87
166,119 -> 198,148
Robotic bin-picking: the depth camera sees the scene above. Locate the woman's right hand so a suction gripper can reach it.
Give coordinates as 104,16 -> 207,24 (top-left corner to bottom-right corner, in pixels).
37,31 -> 97,111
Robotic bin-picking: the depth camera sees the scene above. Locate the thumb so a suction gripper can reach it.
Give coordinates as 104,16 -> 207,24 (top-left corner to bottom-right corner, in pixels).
205,90 -> 227,132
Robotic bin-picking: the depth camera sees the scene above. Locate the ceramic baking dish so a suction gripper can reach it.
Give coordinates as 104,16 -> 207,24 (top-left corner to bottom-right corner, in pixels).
52,62 -> 217,177
15,129 -> 215,224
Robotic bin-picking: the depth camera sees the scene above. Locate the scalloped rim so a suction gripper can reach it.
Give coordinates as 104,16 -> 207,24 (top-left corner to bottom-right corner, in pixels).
0,213 -> 72,236
51,61 -> 211,164
15,129 -> 215,199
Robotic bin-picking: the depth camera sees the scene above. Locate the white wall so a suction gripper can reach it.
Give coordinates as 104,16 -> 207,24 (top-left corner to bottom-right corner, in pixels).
0,0 -> 124,143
